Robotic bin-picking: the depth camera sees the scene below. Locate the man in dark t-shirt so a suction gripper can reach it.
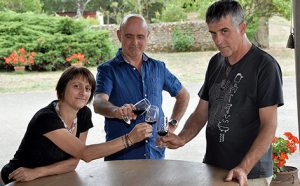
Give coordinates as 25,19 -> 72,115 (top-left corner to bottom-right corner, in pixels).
158,1 -> 283,185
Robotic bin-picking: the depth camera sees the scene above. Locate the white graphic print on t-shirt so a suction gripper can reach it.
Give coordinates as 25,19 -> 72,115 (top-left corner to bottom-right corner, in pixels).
208,73 -> 243,143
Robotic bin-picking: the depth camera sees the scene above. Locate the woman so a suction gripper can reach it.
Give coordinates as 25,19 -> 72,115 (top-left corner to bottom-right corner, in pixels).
0,66 -> 152,185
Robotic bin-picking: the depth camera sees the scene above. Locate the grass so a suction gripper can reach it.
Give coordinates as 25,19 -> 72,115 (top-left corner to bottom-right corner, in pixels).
0,16 -> 295,94
150,51 -> 216,83
0,71 -> 60,93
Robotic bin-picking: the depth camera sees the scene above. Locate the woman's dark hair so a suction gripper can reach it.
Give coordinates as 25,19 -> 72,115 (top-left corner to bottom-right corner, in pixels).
206,0 -> 244,27
56,66 -> 96,104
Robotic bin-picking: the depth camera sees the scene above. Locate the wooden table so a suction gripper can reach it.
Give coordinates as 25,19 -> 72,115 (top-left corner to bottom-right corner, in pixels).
7,159 -> 239,186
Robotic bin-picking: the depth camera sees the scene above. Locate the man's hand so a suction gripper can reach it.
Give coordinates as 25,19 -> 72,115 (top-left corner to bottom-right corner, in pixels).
156,133 -> 185,149
225,166 -> 248,186
113,104 -> 136,121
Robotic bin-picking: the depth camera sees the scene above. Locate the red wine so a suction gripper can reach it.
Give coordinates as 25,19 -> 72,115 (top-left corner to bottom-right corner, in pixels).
133,109 -> 145,116
147,121 -> 156,125
158,131 -> 168,136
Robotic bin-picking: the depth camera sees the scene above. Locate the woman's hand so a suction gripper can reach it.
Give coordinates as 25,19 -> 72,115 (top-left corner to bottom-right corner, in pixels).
128,122 -> 152,144
8,167 -> 40,182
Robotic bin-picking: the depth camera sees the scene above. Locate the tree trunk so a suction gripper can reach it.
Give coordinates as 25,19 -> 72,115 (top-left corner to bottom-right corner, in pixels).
76,0 -> 83,18
255,17 -> 269,48
76,0 -> 91,18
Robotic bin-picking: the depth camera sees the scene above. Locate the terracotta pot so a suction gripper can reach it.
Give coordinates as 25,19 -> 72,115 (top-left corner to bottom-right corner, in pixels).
271,166 -> 300,186
71,62 -> 83,67
14,66 -> 25,72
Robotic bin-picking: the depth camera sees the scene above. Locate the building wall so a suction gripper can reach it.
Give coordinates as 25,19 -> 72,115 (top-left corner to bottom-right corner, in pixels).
56,11 -> 97,18
93,21 -> 216,52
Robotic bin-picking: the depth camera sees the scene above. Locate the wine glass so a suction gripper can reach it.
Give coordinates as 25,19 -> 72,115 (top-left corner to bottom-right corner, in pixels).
145,105 -> 159,125
123,98 -> 151,124
133,98 -> 151,117
157,117 -> 169,137
156,117 -> 169,148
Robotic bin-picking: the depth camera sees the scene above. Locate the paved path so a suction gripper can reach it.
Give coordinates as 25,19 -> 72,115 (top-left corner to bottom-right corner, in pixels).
0,77 -> 299,174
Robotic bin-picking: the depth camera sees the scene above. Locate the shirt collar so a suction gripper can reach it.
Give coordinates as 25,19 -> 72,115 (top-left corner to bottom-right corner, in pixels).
114,48 -> 149,65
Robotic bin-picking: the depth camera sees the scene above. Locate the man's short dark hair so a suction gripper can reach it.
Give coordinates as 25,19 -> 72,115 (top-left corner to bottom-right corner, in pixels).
205,0 -> 244,27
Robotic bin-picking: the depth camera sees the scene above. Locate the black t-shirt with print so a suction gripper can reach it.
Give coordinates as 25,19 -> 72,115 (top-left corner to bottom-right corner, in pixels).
1,100 -> 93,184
199,45 -> 284,179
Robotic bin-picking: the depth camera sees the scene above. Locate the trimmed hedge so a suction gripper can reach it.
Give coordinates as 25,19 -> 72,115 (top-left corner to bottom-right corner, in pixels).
0,11 -> 116,71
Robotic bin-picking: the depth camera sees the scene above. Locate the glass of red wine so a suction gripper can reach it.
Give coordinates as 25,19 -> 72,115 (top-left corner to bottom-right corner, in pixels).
145,105 -> 159,125
123,98 -> 151,124
133,98 -> 151,116
156,117 -> 169,148
157,117 -> 169,136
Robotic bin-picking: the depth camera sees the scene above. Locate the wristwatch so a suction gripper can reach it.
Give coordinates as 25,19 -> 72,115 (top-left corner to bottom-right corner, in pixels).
168,119 -> 178,127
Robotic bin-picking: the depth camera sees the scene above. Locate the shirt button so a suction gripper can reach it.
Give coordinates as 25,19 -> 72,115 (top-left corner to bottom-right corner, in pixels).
145,140 -> 148,143
144,154 -> 146,157
145,94 -> 147,97
133,68 -> 136,70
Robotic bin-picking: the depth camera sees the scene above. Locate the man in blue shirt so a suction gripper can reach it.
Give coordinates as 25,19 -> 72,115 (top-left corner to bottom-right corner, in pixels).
93,14 -> 189,160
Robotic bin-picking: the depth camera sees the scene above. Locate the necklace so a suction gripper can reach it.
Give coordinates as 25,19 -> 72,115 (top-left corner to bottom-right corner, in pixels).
54,102 -> 77,133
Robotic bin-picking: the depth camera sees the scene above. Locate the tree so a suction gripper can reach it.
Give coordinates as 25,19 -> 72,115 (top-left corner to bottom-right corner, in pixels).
75,0 -> 92,18
85,0 -> 126,24
40,0 -> 92,17
239,0 -> 290,47
0,0 -> 42,13
40,0 -> 76,14
122,0 -> 164,22
160,3 -> 187,22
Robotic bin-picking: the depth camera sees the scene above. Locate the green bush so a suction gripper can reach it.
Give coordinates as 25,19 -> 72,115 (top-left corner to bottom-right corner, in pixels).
171,28 -> 195,52
160,4 -> 187,22
56,17 -> 86,35
0,11 -> 115,71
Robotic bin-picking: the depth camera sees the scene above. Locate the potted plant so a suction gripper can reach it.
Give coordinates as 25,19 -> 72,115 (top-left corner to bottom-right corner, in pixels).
66,52 -> 86,66
271,132 -> 300,185
4,48 -> 36,72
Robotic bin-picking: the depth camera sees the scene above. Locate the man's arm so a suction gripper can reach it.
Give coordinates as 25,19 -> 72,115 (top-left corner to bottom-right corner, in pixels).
178,99 -> 208,144
225,105 -> 278,185
93,93 -> 119,118
161,99 -> 208,148
93,93 -> 135,120
168,86 -> 190,132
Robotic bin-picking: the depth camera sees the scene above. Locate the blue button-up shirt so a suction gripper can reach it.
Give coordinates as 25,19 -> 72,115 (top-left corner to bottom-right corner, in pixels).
95,49 -> 182,160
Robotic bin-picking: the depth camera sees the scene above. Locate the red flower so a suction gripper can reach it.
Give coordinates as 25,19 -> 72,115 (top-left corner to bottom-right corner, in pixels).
66,52 -> 86,65
279,152 -> 288,160
272,137 -> 278,143
4,48 -> 36,66
272,154 -> 276,160
284,132 -> 293,139
18,48 -> 26,55
277,159 -> 286,167
272,132 -> 299,177
291,136 -> 299,143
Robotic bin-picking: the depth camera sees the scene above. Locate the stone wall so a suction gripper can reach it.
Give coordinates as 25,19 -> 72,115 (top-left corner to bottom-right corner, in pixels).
93,21 -> 216,52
